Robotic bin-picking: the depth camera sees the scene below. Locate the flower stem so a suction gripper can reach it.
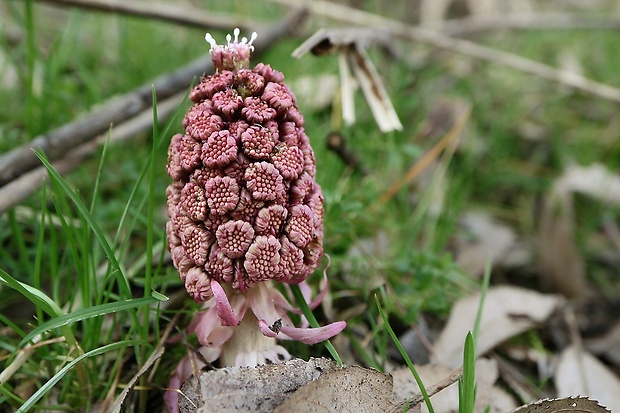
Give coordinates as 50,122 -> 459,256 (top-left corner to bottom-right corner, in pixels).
220,311 -> 277,366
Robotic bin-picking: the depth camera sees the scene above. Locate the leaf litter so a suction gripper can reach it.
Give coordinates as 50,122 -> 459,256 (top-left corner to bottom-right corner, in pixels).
179,161 -> 620,412
432,286 -> 563,368
555,344 -> 620,413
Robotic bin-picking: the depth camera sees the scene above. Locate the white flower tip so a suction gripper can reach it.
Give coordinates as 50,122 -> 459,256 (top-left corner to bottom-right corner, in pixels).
204,32 -> 217,50
204,29 -> 258,60
249,32 -> 258,49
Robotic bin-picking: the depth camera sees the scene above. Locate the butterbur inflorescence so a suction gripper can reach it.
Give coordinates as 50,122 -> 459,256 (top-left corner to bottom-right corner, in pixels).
165,28 -> 345,372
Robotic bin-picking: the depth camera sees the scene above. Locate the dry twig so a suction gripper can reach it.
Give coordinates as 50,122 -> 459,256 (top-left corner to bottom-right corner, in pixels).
378,105 -> 471,204
389,366 -> 463,413
109,313 -> 181,413
441,13 -> 620,36
0,91 -> 185,214
270,0 -> 620,104
38,0 -> 267,32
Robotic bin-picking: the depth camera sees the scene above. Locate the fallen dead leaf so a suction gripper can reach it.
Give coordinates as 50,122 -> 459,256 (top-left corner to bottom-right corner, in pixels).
555,344 -> 620,412
538,163 -> 620,298
180,358 -> 338,413
455,211 -> 526,277
392,358 -> 516,413
586,320 -> 620,367
433,286 -> 562,368
511,396 -> 611,413
275,365 -> 394,413
537,191 -> 586,298
555,163 -> 620,203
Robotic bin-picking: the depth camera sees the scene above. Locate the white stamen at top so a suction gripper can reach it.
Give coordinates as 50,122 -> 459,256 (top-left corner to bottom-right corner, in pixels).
204,29 -> 259,52
204,32 -> 218,51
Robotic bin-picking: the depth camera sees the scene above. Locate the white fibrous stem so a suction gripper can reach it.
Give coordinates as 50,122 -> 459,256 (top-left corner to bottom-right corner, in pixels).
219,310 -> 287,366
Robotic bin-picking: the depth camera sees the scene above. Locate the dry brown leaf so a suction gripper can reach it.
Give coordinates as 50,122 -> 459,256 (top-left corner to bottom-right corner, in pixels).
537,191 -> 586,298
392,358 -> 516,413
275,365 -> 394,413
433,286 -> 562,368
455,211 -> 528,277
180,358 -> 338,413
586,320 -> 620,367
555,163 -> 620,203
539,163 -> 620,297
555,344 -> 620,412
511,396 -> 611,413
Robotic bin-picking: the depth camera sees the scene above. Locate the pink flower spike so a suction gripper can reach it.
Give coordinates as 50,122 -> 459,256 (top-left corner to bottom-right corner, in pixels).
211,280 -> 241,326
280,321 -> 347,345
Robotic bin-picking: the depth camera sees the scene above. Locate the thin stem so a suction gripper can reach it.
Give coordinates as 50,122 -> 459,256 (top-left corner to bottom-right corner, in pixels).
375,295 -> 434,413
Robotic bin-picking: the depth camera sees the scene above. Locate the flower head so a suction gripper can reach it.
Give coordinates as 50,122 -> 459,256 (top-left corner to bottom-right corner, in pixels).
166,29 -> 347,413
205,28 -> 257,72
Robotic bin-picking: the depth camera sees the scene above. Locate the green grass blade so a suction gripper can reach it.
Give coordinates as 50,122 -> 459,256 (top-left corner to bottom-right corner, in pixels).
144,86 -> 157,304
34,184 -> 48,322
0,383 -> 25,408
89,132 -> 110,213
15,340 -> 140,413
18,295 -> 166,347
375,294 -> 434,413
0,313 -> 26,343
290,283 -> 343,366
459,332 -> 476,413
110,86 -> 187,256
473,258 -> 491,346
33,150 -> 132,299
458,257 -> 491,413
7,210 -> 30,277
0,267 -> 86,385
0,268 -> 63,318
